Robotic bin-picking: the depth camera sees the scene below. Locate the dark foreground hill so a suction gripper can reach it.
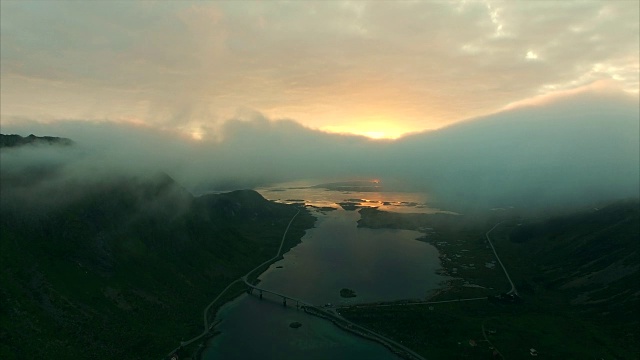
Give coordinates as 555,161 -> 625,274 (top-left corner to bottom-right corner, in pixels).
0,171 -> 314,359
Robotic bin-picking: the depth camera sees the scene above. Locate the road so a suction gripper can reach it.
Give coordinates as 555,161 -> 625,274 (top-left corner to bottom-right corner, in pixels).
165,210 -> 300,359
344,222 -> 518,309
343,297 -> 488,310
305,306 -> 427,360
485,222 -> 518,296
167,216 -> 511,360
243,209 -> 300,283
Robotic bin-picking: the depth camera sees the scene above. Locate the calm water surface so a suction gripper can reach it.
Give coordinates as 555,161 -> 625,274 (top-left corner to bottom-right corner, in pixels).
203,182 -> 450,359
258,210 -> 444,305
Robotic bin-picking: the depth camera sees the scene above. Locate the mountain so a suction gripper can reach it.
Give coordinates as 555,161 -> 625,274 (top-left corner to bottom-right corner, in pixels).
0,168 -> 314,359
385,91 -> 640,211
0,134 -> 73,148
494,200 -> 639,357
508,200 -> 639,329
183,90 -> 639,212
343,199 -> 639,359
2,90 -> 636,213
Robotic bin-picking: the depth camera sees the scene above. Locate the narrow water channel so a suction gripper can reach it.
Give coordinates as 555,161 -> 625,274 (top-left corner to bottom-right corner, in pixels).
203,186 -> 449,359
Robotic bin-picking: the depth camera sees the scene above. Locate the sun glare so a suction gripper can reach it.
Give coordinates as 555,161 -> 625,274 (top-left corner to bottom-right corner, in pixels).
364,131 -> 387,139
322,122 -> 406,140
190,131 -> 203,141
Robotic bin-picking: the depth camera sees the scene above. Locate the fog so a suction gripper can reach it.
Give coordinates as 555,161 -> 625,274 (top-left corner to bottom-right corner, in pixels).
1,88 -> 638,213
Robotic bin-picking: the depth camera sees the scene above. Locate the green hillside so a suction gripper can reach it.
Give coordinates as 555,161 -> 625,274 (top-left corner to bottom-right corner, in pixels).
0,172 -> 314,359
503,200 -> 639,351
345,200 -> 639,359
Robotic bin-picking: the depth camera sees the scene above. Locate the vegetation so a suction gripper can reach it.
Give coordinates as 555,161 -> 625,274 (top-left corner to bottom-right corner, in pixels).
0,171 -> 315,360
289,321 -> 302,329
340,288 -> 357,298
348,201 -> 639,359
0,133 -> 73,147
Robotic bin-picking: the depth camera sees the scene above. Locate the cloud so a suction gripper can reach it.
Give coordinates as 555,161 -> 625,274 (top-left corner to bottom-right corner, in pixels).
1,1 -> 638,138
1,88 -> 638,214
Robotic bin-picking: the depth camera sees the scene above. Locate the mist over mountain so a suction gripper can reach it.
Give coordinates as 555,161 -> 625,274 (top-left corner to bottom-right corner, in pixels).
0,134 -> 73,148
2,89 -> 637,213
0,167 -> 314,358
388,90 -> 639,210
1,88 -> 638,359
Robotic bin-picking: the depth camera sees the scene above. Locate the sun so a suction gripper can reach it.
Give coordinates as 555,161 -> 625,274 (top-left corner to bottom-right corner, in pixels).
190,131 -> 203,141
322,121 -> 406,140
363,131 -> 388,139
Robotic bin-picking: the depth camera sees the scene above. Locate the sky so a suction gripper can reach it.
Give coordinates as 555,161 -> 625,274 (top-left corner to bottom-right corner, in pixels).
1,0 -> 638,140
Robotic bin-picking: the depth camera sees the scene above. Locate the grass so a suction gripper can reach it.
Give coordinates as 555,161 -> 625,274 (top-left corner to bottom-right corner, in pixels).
0,175 -> 316,360
345,202 -> 639,359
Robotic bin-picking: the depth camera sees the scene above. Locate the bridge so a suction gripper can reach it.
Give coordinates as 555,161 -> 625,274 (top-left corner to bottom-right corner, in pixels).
239,208 -> 312,308
166,208 -> 426,360
243,276 -> 312,308
164,210 -> 301,359
241,279 -> 426,360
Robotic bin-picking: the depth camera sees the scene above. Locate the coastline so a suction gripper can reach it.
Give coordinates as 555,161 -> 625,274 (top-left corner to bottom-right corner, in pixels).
303,306 -> 425,360
188,207 -> 316,360
197,207 -> 432,360
195,205 -> 448,360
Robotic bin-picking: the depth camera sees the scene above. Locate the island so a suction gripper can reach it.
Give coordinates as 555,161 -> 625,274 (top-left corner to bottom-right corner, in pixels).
340,288 -> 357,298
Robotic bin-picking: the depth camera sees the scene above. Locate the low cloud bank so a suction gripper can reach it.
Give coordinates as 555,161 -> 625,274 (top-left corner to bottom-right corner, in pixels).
1,89 -> 638,212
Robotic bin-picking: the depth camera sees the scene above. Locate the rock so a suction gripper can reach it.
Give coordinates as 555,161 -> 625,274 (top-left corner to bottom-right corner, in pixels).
289,321 -> 302,329
340,288 -> 357,298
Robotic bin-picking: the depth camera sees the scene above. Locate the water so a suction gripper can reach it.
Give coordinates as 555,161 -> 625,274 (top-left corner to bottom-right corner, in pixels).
203,181 -> 450,359
206,295 -> 399,360
257,210 -> 444,305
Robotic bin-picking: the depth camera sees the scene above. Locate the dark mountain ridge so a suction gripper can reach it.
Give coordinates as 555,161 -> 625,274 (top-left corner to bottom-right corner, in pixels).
2,91 -> 637,214
0,169 -> 314,359
347,198 -> 639,358
385,92 -> 639,212
508,200 -> 639,304
0,134 -> 73,148
502,199 -> 640,354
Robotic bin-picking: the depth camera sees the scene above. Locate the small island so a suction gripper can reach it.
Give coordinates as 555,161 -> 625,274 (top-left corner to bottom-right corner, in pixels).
337,202 -> 362,211
289,321 -> 302,329
340,288 -> 357,298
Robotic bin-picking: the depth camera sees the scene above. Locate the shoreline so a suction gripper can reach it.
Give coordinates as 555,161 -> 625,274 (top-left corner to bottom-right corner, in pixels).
189,207 -> 314,360
303,306 -> 425,360
196,206 -> 432,360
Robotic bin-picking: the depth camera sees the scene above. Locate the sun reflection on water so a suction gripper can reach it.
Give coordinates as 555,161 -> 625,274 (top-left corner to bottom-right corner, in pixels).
257,180 -> 454,215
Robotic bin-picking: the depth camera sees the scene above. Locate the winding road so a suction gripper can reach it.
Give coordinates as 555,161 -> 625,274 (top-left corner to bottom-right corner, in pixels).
485,222 -> 518,296
166,214 -> 513,360
165,210 -> 300,359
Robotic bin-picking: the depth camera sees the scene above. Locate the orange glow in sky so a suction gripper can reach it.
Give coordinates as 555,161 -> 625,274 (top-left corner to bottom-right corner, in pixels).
321,120 -> 410,140
0,1 -> 637,141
